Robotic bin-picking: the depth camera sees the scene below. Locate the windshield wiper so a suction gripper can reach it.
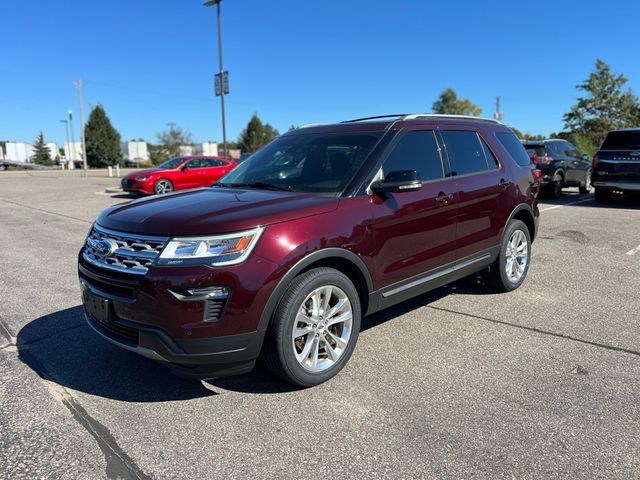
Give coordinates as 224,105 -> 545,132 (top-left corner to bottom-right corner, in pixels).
215,181 -> 295,192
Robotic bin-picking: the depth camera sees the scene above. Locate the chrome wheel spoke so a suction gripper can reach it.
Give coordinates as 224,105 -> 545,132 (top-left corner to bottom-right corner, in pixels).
323,297 -> 347,319
323,337 -> 339,362
293,327 -> 313,338
326,311 -> 351,328
325,329 -> 347,350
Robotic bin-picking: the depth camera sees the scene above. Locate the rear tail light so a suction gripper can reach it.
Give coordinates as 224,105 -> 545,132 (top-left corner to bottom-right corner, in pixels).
592,154 -> 598,168
533,169 -> 542,183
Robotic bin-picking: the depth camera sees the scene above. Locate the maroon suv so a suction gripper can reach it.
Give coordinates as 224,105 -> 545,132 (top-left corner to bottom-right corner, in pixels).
79,114 -> 539,386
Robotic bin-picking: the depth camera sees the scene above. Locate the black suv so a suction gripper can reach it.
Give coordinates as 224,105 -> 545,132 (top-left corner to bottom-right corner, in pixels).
522,139 -> 592,197
592,129 -> 640,202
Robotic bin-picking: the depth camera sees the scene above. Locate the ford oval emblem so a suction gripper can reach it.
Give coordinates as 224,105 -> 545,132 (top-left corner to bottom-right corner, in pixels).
88,238 -> 119,258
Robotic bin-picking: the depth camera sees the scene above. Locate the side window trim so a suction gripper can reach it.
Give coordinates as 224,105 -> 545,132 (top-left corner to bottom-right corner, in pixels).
477,132 -> 501,170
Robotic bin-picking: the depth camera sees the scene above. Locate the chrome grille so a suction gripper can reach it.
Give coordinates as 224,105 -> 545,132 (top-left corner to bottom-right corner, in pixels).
83,225 -> 169,275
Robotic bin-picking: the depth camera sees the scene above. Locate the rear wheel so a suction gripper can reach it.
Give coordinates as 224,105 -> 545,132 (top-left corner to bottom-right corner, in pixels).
154,179 -> 173,195
579,169 -> 592,194
546,172 -> 563,198
261,268 -> 361,387
594,187 -> 612,203
488,220 -> 531,292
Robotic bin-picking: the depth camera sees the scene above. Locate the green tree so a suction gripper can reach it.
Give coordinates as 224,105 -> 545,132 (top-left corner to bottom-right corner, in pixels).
150,125 -> 193,164
511,127 -> 546,141
563,59 -> 640,148
84,104 -> 122,167
432,88 -> 482,116
32,132 -> 54,165
237,114 -> 279,153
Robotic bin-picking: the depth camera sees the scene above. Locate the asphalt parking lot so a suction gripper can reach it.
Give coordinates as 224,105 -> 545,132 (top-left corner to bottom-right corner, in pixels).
1,171 -> 640,479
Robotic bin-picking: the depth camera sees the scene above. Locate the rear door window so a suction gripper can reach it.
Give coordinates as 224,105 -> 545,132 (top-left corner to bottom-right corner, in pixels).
383,130 -> 444,182
497,132 -> 534,166
441,130 -> 492,176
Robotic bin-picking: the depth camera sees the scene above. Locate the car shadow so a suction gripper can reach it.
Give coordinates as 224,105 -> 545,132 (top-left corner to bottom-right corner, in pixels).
538,190 -> 640,209
18,276 -> 491,398
17,306 -> 216,402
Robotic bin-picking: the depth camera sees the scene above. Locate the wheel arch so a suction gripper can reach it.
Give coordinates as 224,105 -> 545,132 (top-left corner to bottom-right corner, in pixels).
507,204 -> 537,242
257,248 -> 373,335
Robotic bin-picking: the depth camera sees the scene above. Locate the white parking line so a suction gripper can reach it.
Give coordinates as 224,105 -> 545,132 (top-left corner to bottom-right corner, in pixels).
539,197 -> 594,213
626,245 -> 640,256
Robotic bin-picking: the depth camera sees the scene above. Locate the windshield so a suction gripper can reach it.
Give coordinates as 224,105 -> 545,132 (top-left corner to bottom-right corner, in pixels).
601,131 -> 640,150
158,157 -> 186,169
217,132 -> 383,194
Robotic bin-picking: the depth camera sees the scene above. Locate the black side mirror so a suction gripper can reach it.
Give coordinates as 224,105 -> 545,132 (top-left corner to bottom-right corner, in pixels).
181,164 -> 189,171
371,170 -> 422,194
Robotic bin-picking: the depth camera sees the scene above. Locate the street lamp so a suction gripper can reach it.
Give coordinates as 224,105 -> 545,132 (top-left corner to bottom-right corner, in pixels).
68,110 -> 76,166
204,0 -> 228,158
60,119 -> 70,168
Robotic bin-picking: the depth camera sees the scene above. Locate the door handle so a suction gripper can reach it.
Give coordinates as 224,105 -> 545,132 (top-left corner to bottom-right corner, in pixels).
436,192 -> 453,204
498,179 -> 509,189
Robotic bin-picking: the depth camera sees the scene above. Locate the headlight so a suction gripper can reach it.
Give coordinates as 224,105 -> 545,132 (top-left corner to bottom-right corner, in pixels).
158,227 -> 264,266
136,176 -> 150,181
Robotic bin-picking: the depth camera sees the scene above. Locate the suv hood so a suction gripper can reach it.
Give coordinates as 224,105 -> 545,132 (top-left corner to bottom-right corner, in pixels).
97,187 -> 339,235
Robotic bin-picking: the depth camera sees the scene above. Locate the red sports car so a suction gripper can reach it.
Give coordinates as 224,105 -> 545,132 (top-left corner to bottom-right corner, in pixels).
121,156 -> 236,195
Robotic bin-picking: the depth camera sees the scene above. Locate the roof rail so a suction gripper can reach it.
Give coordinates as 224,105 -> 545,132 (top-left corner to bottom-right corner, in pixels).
341,114 -> 410,123
400,113 -> 501,124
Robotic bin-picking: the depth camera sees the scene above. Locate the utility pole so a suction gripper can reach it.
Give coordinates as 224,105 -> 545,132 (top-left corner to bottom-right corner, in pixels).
494,96 -> 503,122
75,79 -> 88,175
204,0 -> 228,158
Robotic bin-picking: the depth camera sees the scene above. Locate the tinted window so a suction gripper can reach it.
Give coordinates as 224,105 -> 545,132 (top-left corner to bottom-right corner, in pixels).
601,131 -> 640,150
201,158 -> 226,167
187,158 -> 203,168
480,137 -> 499,168
219,132 -> 383,194
158,157 -> 186,169
523,144 -> 545,159
383,130 -> 443,182
441,130 -> 489,175
497,132 -> 532,166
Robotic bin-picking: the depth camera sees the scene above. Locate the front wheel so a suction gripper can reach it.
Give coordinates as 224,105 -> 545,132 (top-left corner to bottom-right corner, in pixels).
546,172 -> 563,198
488,220 -> 531,292
154,179 -> 174,195
261,268 -> 361,387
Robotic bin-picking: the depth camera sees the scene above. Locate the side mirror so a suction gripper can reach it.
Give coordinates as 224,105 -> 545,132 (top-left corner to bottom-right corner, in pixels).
181,164 -> 189,171
581,154 -> 590,161
371,170 -> 422,194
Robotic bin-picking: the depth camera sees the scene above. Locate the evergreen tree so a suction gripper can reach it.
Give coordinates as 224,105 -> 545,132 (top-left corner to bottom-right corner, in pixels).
563,59 -> 640,148
32,132 -> 54,165
237,114 -> 279,153
432,88 -> 482,116
84,104 -> 122,167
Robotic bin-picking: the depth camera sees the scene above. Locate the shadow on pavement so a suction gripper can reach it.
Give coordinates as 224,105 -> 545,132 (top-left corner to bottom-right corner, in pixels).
17,306 -> 215,402
539,191 -> 640,210
17,276 -> 492,398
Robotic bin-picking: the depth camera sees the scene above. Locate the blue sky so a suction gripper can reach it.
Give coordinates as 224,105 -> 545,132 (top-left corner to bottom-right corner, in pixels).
1,0 -> 639,146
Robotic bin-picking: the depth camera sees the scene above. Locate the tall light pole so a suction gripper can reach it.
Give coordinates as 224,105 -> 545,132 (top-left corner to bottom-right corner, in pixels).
75,78 -> 88,175
204,0 -> 228,158
60,119 -> 70,167
68,110 -> 76,166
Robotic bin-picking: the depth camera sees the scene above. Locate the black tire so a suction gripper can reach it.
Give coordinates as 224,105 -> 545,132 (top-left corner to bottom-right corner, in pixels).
546,171 -> 563,198
578,169 -> 592,194
261,267 -> 361,387
0,164 -> 6,171
488,220 -> 532,292
154,178 -> 174,195
594,187 -> 612,203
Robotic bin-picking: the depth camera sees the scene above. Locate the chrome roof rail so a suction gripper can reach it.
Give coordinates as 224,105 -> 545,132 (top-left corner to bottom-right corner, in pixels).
341,114 -> 410,123
400,113 -> 502,124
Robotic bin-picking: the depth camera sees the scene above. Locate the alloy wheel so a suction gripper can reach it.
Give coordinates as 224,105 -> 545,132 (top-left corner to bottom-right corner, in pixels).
291,285 -> 353,373
155,180 -> 173,194
504,229 -> 528,283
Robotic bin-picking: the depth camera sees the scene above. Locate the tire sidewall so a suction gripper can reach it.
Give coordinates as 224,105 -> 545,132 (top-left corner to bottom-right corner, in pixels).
496,220 -> 531,291
273,269 -> 361,387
